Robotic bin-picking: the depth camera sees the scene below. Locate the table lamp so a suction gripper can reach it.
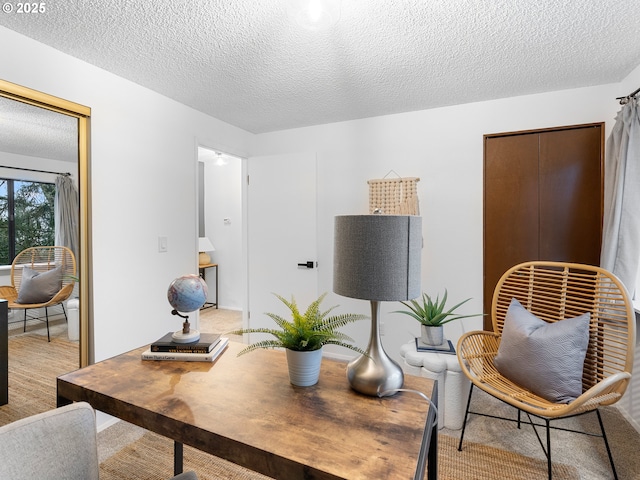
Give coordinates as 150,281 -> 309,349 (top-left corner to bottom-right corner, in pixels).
198,236 -> 215,266
333,214 -> 421,396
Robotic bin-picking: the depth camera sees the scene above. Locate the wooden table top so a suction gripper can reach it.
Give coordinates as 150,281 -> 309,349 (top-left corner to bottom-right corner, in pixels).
57,341 -> 436,480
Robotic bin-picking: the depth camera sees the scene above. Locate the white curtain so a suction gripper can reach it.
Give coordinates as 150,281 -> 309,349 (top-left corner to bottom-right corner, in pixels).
55,175 -> 79,261
600,97 -> 640,297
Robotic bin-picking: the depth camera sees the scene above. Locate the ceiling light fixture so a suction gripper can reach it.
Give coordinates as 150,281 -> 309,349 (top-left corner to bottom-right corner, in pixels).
291,0 -> 341,30
214,152 -> 228,166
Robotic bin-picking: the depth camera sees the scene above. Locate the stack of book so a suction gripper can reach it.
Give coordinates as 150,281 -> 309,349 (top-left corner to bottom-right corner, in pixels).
142,332 -> 229,362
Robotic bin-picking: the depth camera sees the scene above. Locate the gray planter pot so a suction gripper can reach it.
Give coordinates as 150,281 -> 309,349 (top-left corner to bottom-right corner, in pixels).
420,325 -> 444,346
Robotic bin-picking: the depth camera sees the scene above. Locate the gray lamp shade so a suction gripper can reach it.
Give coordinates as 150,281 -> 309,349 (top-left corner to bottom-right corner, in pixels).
333,215 -> 421,301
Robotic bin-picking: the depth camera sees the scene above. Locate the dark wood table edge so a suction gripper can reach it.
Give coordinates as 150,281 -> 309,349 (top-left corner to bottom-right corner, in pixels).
421,381 -> 438,480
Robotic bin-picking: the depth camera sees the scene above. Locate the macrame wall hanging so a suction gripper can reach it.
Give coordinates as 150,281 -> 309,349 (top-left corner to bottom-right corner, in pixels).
368,172 -> 420,215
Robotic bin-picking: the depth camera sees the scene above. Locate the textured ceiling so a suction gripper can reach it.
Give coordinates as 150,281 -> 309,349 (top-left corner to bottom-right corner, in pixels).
1,0 -> 640,136
0,96 -> 78,164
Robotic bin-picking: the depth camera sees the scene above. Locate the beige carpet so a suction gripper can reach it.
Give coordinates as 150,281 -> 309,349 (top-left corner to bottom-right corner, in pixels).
99,429 -> 579,480
0,333 -> 78,425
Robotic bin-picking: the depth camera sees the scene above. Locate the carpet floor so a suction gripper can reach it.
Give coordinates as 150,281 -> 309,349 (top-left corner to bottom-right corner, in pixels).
0,332 -> 78,425
99,429 -> 579,480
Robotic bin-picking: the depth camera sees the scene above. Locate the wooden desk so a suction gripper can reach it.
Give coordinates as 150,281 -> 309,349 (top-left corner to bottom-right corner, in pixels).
57,341 -> 437,480
198,262 -> 218,309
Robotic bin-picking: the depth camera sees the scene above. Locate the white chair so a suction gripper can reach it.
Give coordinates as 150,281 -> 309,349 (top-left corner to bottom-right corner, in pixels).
0,402 -> 198,480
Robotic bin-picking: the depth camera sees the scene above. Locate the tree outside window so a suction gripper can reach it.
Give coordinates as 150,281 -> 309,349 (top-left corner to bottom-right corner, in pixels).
0,179 -> 55,265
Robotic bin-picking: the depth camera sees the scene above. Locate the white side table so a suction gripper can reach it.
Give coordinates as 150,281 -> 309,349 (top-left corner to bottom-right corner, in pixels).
400,340 -> 470,430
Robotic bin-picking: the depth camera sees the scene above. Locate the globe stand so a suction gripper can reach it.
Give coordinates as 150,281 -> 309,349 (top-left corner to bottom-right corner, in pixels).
170,309 -> 201,343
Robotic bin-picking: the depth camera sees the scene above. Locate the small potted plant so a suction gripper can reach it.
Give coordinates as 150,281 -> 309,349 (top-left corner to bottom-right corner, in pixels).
228,292 -> 367,386
395,289 -> 484,346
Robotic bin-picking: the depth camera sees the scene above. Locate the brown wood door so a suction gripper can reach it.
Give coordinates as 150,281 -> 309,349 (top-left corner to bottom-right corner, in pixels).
538,128 -> 603,263
483,124 -> 603,329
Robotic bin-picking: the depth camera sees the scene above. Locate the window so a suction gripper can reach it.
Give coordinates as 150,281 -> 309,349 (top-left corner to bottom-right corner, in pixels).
0,178 -> 55,265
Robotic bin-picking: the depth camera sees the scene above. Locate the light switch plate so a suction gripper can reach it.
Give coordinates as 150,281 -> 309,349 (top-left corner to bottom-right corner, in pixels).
158,236 -> 168,253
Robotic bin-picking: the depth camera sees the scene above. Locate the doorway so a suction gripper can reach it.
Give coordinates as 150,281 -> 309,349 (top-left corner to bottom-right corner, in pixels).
483,123 -> 604,329
197,149 -> 319,340
198,147 -> 243,335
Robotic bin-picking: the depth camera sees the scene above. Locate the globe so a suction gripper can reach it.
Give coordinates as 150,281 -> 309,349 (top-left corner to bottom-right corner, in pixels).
167,274 -> 208,313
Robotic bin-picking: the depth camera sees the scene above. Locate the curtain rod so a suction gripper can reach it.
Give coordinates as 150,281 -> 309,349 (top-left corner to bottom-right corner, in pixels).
0,165 -> 71,176
616,86 -> 640,104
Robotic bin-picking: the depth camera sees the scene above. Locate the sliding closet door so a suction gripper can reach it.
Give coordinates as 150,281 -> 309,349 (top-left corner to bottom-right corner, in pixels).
484,133 -> 539,321
483,124 -> 603,329
538,128 -> 603,262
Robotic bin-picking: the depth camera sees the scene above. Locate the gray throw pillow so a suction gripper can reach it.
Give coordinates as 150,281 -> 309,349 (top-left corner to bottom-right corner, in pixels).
16,266 -> 63,304
493,297 -> 590,403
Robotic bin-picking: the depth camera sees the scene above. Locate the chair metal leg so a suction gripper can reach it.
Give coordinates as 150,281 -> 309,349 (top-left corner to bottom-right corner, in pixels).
458,388 -> 620,479
546,418 -> 552,480
596,409 -> 618,480
44,307 -> 50,342
523,412 -> 552,479
23,310 -> 27,332
61,303 -> 68,322
457,383 -> 474,451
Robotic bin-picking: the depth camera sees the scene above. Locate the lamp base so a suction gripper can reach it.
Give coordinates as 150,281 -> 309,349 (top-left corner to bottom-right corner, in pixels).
347,300 -> 404,396
347,351 -> 404,396
199,252 -> 211,265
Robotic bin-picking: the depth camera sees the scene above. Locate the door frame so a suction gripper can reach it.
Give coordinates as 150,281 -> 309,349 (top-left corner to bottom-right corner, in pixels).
0,79 -> 92,366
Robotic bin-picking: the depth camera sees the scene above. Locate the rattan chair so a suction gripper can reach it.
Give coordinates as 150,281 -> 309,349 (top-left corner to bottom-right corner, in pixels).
0,246 -> 76,342
457,261 -> 636,480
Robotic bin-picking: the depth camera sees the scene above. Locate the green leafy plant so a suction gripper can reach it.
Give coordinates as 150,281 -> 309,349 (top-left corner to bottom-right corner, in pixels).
229,293 -> 367,356
395,289 -> 484,326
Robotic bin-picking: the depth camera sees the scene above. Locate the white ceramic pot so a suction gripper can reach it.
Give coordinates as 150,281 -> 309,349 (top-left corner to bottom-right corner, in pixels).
286,348 -> 323,386
420,325 -> 444,346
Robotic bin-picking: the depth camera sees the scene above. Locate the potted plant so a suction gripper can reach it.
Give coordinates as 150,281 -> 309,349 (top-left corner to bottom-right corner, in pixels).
395,290 -> 484,346
229,292 -> 367,386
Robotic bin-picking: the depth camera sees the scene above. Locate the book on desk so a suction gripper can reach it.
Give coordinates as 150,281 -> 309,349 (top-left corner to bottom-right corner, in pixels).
143,337 -> 229,362
150,332 -> 221,353
415,337 -> 456,354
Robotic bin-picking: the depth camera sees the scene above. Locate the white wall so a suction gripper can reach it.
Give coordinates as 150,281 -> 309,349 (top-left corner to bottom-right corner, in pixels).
0,26 -> 253,364
201,154 -> 244,310
0,152 -> 76,185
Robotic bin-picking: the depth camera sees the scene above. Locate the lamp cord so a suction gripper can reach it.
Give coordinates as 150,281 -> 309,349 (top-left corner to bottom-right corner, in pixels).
377,387 -> 438,424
